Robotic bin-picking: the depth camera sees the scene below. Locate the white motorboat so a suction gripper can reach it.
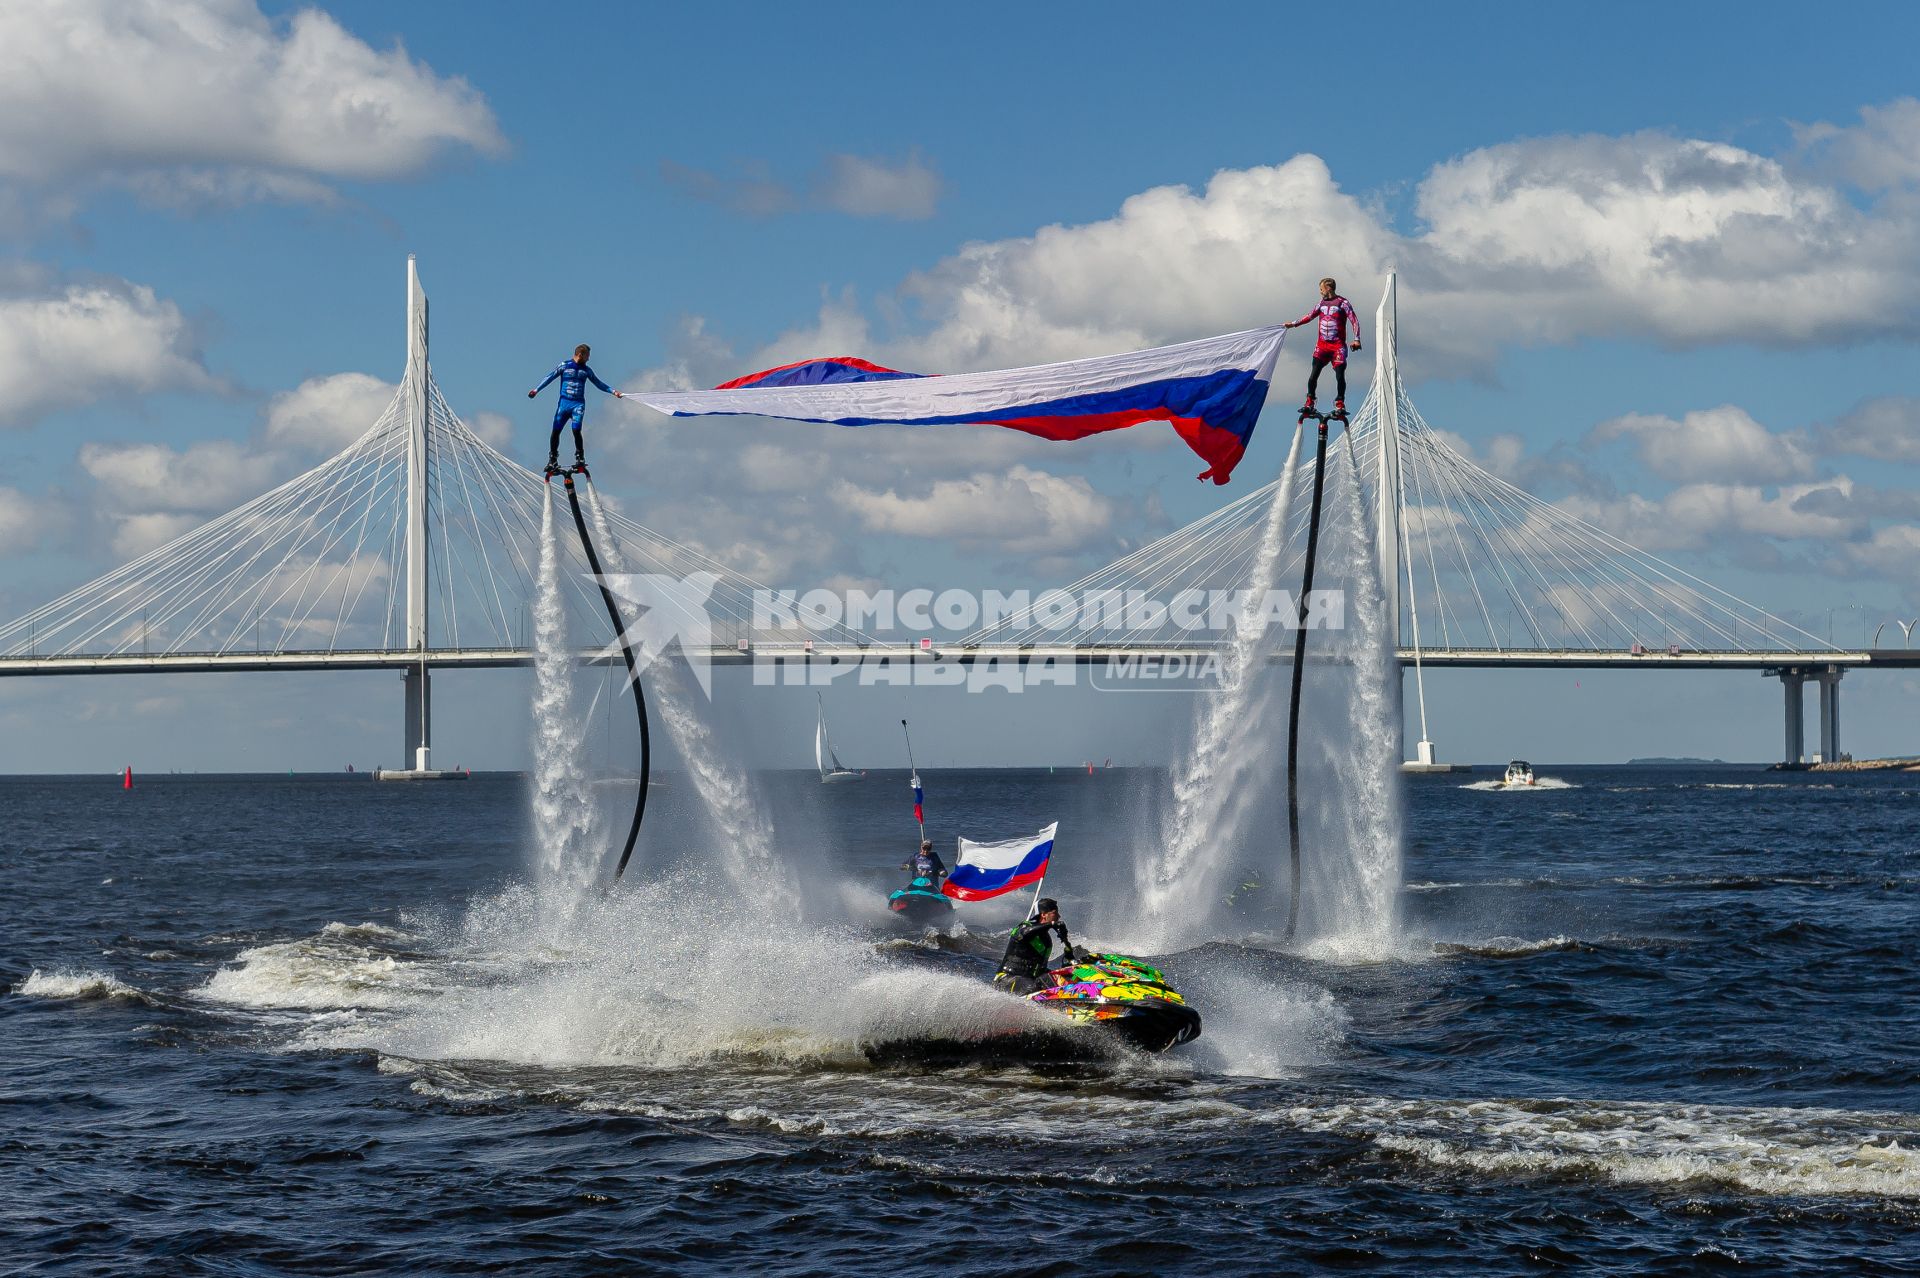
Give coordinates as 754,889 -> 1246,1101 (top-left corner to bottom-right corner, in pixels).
1501,759 -> 1536,787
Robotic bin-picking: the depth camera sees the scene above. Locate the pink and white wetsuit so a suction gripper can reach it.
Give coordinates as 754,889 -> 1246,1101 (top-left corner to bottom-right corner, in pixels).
1293,294 -> 1362,403
1295,296 -> 1362,350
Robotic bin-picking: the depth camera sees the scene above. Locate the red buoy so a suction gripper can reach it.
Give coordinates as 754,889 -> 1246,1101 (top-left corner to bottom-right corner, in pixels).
122,765 -> 132,790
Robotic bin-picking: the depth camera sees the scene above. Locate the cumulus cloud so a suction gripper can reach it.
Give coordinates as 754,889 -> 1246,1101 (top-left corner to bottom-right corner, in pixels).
0,487 -> 45,555
105,512 -> 202,559
1840,523 -> 1920,584
1591,406 -> 1816,485
663,149 -> 942,220
79,439 -> 279,516
833,465 -> 1115,555
1402,133 -> 1913,354
1815,396 -> 1920,462
1796,97 -> 1920,192
1430,428 -> 1608,498
264,372 -> 396,451
0,279 -> 221,427
1559,477 -> 1861,553
0,0 -> 503,209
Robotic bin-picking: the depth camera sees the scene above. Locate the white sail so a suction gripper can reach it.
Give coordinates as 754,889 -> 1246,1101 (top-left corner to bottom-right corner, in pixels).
816,694 -> 857,781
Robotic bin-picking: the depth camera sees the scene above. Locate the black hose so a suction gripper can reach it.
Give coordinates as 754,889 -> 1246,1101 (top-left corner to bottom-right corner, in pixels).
561,473 -> 651,879
1284,414 -> 1333,942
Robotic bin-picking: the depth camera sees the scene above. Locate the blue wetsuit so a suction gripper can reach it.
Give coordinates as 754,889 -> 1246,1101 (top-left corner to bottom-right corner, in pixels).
531,359 -> 614,462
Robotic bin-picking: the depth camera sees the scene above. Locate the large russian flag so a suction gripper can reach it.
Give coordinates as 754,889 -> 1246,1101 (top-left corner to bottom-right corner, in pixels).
631,327 -> 1287,485
942,822 -> 1058,902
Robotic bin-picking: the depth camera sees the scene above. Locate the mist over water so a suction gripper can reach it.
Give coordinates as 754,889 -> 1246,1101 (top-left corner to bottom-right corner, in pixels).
579,485 -> 790,903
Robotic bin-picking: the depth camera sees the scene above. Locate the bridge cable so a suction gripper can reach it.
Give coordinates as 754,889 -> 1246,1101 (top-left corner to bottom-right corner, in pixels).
1284,412 -> 1336,942
560,472 -> 651,880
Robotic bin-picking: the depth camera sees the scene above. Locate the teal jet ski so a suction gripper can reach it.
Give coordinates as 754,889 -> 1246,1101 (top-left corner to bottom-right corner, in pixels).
888,875 -> 954,925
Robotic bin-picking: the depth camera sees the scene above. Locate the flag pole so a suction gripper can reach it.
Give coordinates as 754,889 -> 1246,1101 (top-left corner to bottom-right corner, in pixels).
1024,861 -> 1050,921
1023,823 -> 1060,921
901,718 -> 925,842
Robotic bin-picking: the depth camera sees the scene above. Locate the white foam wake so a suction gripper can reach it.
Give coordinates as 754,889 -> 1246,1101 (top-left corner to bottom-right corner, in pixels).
201,921 -> 433,1011
1460,777 -> 1578,792
1276,1095 -> 1920,1200
18,968 -> 156,1004
308,876 -> 1045,1069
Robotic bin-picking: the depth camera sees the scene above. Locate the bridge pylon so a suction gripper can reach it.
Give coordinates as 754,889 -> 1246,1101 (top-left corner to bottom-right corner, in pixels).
400,254 -> 436,775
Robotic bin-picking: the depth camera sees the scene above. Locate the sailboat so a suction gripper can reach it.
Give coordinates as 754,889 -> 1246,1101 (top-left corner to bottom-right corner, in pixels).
815,694 -> 861,783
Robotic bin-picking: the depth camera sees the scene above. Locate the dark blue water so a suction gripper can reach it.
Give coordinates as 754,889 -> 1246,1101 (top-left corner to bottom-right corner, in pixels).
4,766 -> 1916,1276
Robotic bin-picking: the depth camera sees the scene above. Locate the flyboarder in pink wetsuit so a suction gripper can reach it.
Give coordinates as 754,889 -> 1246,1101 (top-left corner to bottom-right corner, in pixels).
1284,278 -> 1363,415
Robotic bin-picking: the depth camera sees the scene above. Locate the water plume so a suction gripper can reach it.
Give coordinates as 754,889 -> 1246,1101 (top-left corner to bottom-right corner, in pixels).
1129,424 -> 1304,949
1124,419 -> 1403,958
1291,439 -> 1402,957
528,488 -> 600,898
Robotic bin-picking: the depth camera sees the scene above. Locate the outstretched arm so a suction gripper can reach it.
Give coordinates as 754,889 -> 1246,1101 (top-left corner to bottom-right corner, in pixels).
1283,307 -> 1319,330
528,364 -> 562,397
586,366 -> 619,396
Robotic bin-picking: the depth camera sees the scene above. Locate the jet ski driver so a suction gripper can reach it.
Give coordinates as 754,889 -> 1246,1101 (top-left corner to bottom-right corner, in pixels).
901,839 -> 947,885
994,898 -> 1079,994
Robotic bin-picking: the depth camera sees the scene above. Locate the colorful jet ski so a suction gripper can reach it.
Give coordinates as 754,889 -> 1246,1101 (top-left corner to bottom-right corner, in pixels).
1026,952 -> 1201,1053
888,875 -> 954,925
862,950 -> 1200,1067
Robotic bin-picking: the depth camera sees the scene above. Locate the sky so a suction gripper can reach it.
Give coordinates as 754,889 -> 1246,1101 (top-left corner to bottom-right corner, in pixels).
4,0 -> 1920,771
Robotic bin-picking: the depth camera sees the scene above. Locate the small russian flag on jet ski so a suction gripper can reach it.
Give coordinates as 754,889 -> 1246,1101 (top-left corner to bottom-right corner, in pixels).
943,822 -> 1058,902
911,773 -> 925,823
630,326 -> 1287,485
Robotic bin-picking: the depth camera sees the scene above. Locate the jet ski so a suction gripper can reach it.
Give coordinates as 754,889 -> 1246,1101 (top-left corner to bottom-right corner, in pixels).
1026,952 -> 1201,1053
888,875 -> 954,925
862,950 -> 1200,1067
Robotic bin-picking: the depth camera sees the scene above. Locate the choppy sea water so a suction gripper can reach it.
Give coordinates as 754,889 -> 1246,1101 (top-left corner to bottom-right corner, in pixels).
4,766 -> 1917,1276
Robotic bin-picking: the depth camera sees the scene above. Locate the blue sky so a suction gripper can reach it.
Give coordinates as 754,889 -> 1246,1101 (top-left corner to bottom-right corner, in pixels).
4,0 -> 1920,771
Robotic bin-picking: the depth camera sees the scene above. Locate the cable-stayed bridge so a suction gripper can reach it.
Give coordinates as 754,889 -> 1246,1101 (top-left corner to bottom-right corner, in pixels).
0,263 -> 1900,767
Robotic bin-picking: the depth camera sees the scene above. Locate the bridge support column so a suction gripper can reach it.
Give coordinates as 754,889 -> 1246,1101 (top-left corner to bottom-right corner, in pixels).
1777,669 -> 1806,766
1817,667 -> 1843,764
1391,660 -> 1406,761
403,666 -> 430,771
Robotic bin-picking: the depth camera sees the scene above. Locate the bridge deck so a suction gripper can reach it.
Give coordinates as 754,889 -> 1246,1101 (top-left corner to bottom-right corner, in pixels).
0,644 -> 1906,676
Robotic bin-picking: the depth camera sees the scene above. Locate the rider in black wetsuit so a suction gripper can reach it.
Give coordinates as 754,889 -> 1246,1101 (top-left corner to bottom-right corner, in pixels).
901,839 -> 946,885
994,898 -> 1077,994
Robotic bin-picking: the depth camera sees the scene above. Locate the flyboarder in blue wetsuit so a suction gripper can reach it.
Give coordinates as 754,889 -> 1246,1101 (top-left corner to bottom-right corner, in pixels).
529,343 -> 623,473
